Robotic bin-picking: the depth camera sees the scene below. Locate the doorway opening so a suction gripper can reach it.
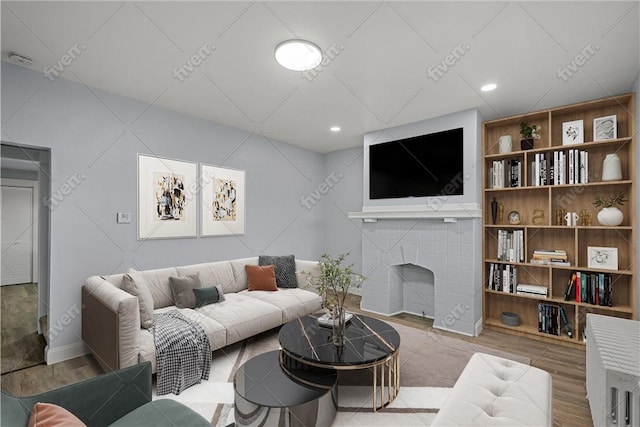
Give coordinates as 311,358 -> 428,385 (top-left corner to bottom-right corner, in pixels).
1,143 -> 51,374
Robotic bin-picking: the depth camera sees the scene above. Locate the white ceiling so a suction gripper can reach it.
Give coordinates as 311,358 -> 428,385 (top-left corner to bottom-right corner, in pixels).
2,1 -> 639,153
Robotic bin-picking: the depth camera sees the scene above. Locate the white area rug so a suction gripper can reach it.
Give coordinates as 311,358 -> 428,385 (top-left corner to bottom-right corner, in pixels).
152,320 -> 528,426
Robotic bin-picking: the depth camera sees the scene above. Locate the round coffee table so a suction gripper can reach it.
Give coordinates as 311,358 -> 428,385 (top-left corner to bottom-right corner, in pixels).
233,350 -> 337,427
279,314 -> 401,411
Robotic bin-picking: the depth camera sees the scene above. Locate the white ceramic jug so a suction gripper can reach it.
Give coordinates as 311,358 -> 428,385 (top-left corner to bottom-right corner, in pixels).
498,135 -> 512,153
602,153 -> 622,181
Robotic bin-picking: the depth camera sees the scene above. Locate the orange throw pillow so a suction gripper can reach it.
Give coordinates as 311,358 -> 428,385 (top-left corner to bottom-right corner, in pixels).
28,402 -> 86,427
246,264 -> 278,291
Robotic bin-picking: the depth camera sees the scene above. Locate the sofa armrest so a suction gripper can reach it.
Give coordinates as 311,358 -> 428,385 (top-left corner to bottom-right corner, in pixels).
82,276 -> 140,371
0,362 -> 152,427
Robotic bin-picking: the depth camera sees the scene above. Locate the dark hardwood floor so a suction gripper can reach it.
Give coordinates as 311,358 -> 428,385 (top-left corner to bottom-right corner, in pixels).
1,293 -> 592,426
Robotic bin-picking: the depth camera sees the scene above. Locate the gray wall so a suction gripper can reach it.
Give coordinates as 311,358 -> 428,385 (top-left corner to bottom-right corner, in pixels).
1,61 -> 326,357
322,147 -> 364,294
633,70 -> 639,317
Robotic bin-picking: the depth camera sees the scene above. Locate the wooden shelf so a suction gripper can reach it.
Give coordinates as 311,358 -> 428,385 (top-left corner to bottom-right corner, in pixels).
482,93 -> 637,347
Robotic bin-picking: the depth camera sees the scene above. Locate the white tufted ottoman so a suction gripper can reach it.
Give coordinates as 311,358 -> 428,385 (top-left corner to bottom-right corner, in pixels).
431,352 -> 553,426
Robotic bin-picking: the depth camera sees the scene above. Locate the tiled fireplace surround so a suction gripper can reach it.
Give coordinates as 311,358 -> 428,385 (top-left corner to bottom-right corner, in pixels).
360,217 -> 483,336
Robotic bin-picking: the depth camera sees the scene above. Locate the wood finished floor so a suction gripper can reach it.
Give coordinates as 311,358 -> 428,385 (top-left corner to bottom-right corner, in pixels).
1,293 -> 592,426
1,283 -> 46,374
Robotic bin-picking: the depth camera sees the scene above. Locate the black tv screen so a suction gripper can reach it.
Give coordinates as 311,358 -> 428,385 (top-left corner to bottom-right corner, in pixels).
369,128 -> 464,199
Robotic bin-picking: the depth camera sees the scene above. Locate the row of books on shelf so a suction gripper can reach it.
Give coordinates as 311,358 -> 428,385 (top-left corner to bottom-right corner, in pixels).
489,149 -> 589,188
490,159 -> 522,188
530,249 -> 570,267
487,263 -> 518,292
538,303 -> 573,338
532,149 -> 589,186
563,271 -> 613,306
496,229 -> 524,262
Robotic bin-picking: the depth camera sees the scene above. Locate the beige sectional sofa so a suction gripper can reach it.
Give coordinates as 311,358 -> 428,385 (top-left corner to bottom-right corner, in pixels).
82,257 -> 322,372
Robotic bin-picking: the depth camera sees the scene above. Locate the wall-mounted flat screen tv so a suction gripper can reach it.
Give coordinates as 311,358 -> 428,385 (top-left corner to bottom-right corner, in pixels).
369,127 -> 464,199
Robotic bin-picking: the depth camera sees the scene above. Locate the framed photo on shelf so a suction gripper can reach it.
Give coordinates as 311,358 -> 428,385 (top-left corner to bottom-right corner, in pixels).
201,164 -> 245,236
587,246 -> 618,271
562,119 -> 584,145
593,115 -> 617,141
137,154 -> 197,240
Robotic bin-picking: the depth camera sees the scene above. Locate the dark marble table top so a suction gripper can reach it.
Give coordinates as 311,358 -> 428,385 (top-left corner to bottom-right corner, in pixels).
278,314 -> 400,367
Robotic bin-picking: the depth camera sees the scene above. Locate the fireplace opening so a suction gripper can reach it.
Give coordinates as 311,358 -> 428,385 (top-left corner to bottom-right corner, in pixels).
390,263 -> 435,318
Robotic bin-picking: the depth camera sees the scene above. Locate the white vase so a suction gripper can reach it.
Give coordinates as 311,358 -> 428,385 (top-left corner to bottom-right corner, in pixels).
597,207 -> 623,226
602,153 -> 622,181
498,135 -> 512,153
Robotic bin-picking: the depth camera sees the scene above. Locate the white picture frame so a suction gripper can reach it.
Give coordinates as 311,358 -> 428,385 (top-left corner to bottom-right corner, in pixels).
587,246 -> 618,271
562,119 -> 584,145
201,164 -> 245,236
593,115 -> 617,141
137,154 -> 197,240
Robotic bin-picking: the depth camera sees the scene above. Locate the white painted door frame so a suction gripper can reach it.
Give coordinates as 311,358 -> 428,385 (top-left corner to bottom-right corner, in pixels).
1,178 -> 39,283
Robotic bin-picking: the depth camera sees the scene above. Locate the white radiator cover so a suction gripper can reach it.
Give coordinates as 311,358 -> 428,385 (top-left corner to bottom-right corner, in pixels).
586,314 -> 640,427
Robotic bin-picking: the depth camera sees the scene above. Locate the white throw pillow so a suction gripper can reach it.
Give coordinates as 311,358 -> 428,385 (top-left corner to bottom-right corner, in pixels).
122,272 -> 155,329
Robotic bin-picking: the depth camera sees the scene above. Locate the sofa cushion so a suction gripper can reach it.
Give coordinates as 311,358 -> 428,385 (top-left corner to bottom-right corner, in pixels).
240,288 -> 322,323
193,286 -> 220,307
196,293 -> 282,346
127,267 -> 178,309
121,273 -> 155,329
109,399 -> 210,427
259,255 -> 297,288
169,274 -> 201,309
176,261 -> 235,294
28,402 -> 86,427
229,257 -> 258,293
246,265 -> 278,291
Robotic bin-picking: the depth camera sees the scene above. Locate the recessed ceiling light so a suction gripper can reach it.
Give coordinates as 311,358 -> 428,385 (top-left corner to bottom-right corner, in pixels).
330,126 -> 341,132
8,52 -> 32,66
481,83 -> 497,92
275,40 -> 322,71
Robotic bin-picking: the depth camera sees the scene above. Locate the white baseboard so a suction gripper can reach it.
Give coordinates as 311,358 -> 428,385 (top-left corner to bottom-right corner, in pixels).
433,324 -> 475,337
45,341 -> 88,365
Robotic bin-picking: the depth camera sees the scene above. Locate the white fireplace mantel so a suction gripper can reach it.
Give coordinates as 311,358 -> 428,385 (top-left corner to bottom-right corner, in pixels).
348,203 -> 482,220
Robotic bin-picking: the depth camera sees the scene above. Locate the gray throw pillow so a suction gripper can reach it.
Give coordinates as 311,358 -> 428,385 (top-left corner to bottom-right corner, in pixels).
259,255 -> 297,288
122,272 -> 155,329
169,274 -> 201,309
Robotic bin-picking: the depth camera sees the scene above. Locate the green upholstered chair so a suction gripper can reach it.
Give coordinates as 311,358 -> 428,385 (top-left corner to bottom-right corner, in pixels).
0,362 -> 211,427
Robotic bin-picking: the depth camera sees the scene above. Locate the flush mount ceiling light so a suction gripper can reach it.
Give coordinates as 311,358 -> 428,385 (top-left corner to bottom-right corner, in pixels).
481,83 -> 497,92
330,126 -> 341,132
275,40 -> 322,71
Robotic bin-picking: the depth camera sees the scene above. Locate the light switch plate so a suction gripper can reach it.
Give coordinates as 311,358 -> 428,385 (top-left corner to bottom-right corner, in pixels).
117,212 -> 132,224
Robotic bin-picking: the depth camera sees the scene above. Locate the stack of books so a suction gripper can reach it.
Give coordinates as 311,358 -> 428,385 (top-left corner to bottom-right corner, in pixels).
317,312 -> 353,327
530,250 -> 570,266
